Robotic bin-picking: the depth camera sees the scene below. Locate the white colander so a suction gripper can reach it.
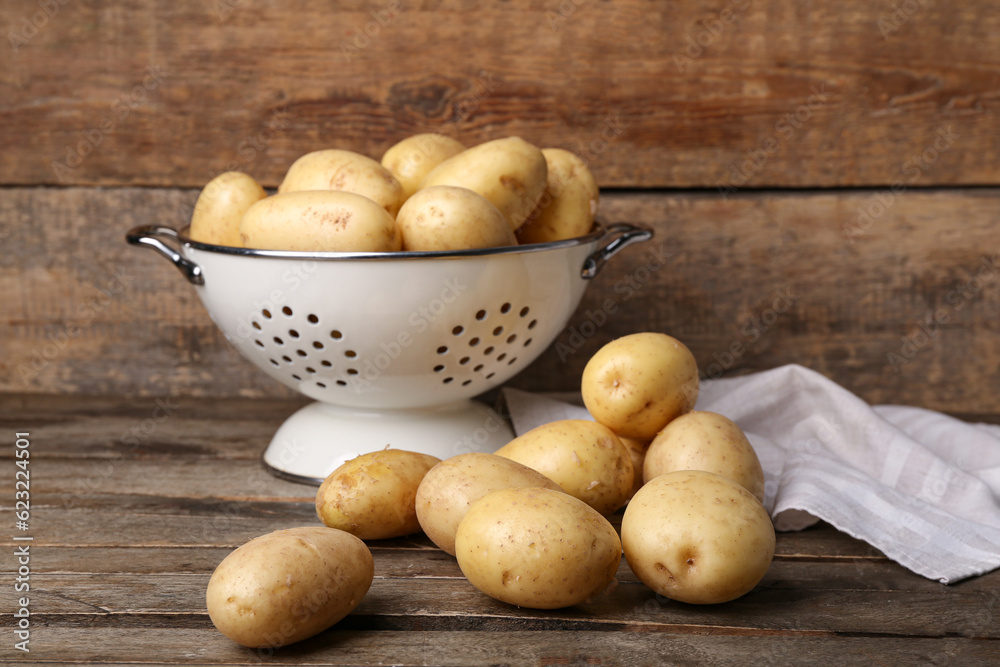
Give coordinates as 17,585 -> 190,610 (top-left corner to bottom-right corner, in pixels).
127,223 -> 652,484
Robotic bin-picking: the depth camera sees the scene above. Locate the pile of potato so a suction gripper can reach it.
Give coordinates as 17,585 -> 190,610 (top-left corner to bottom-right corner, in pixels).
205,332 -> 776,649
187,134 -> 600,252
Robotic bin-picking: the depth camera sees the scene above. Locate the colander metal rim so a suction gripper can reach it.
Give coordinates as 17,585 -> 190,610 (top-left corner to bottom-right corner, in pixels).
177,223 -> 608,261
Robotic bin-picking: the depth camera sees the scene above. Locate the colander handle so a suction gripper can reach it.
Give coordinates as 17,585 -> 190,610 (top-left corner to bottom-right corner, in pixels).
125,225 -> 205,285
581,223 -> 654,279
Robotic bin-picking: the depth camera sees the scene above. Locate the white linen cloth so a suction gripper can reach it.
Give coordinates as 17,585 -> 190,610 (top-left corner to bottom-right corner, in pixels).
503,364 -> 1000,584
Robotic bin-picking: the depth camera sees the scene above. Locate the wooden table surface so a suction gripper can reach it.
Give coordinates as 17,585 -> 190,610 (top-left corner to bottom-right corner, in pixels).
1,393 -> 998,666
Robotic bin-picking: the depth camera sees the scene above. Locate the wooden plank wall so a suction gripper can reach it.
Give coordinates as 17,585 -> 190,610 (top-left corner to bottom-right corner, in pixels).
1,0 -> 998,414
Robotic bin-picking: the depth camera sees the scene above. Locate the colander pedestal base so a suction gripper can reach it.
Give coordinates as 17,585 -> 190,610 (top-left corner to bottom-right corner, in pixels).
261,399 -> 515,485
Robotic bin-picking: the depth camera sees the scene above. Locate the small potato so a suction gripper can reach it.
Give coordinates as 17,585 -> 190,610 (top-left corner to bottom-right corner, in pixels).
206,526 -> 373,648
188,171 -> 266,247
415,452 -> 562,555
622,470 -> 775,605
419,136 -> 547,231
516,148 -> 598,244
494,419 -> 633,515
239,190 -> 401,252
644,411 -> 766,503
455,487 -> 621,609
381,133 -> 466,200
396,186 -> 517,252
315,448 -> 441,540
278,149 -> 406,217
581,333 -> 700,441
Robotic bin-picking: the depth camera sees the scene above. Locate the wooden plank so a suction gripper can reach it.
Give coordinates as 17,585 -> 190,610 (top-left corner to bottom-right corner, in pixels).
2,1 -> 999,188
3,569 -> 998,638
2,187 -> 998,413
7,629 -> 997,666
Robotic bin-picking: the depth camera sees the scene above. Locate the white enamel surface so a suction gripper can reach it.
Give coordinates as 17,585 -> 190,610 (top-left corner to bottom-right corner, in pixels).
262,400 -> 515,482
181,240 -> 600,482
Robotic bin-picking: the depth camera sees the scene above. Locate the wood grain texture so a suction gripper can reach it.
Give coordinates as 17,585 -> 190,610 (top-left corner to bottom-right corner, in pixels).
1,1 -> 999,188
2,187 -> 997,413
0,394 -> 997,665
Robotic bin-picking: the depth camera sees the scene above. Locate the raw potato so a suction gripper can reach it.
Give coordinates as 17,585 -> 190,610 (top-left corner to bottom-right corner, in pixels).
455,487 -> 621,609
494,419 -> 633,515
516,148 -> 599,244
239,190 -> 401,252
396,186 -> 517,251
188,171 -> 266,247
419,136 -> 548,231
205,527 -> 373,648
381,133 -> 466,201
581,333 -> 700,441
644,411 -> 766,503
315,448 -> 441,540
415,453 -> 562,556
621,470 -> 775,604
278,149 -> 406,217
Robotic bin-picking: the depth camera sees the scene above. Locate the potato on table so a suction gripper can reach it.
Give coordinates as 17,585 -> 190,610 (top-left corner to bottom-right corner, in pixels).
205,526 -> 373,648
315,448 -> 441,540
455,487 -> 621,609
415,452 -> 561,555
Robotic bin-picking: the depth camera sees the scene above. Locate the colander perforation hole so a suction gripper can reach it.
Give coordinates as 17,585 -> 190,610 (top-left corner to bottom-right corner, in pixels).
273,336 -> 284,345
437,346 -> 448,355
316,381 -> 327,388
497,352 -> 507,362
475,310 -> 487,320
452,325 -> 464,336
345,350 -> 357,358
252,321 -> 261,330
506,334 -> 517,344
312,341 -> 324,350
462,379 -> 472,386
459,356 -> 470,365
474,363 -> 484,372
282,306 -> 293,317
347,368 -> 358,375
254,340 -> 264,348
484,346 -> 495,355
291,374 -> 301,381
486,372 -> 495,379
443,377 -> 454,384
321,360 -> 332,367
336,380 -> 347,386
524,338 -> 533,347
500,303 -> 511,314
508,357 -> 518,365
269,359 -> 279,367
469,337 -> 480,347
296,350 -> 307,358
289,329 -> 300,339
262,309 -> 272,319
306,367 -> 316,374
307,314 -> 319,324
281,355 -> 292,363
330,330 -> 343,340
492,326 -> 504,336
434,364 -> 445,372
519,306 -> 530,317
528,319 -> 538,330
